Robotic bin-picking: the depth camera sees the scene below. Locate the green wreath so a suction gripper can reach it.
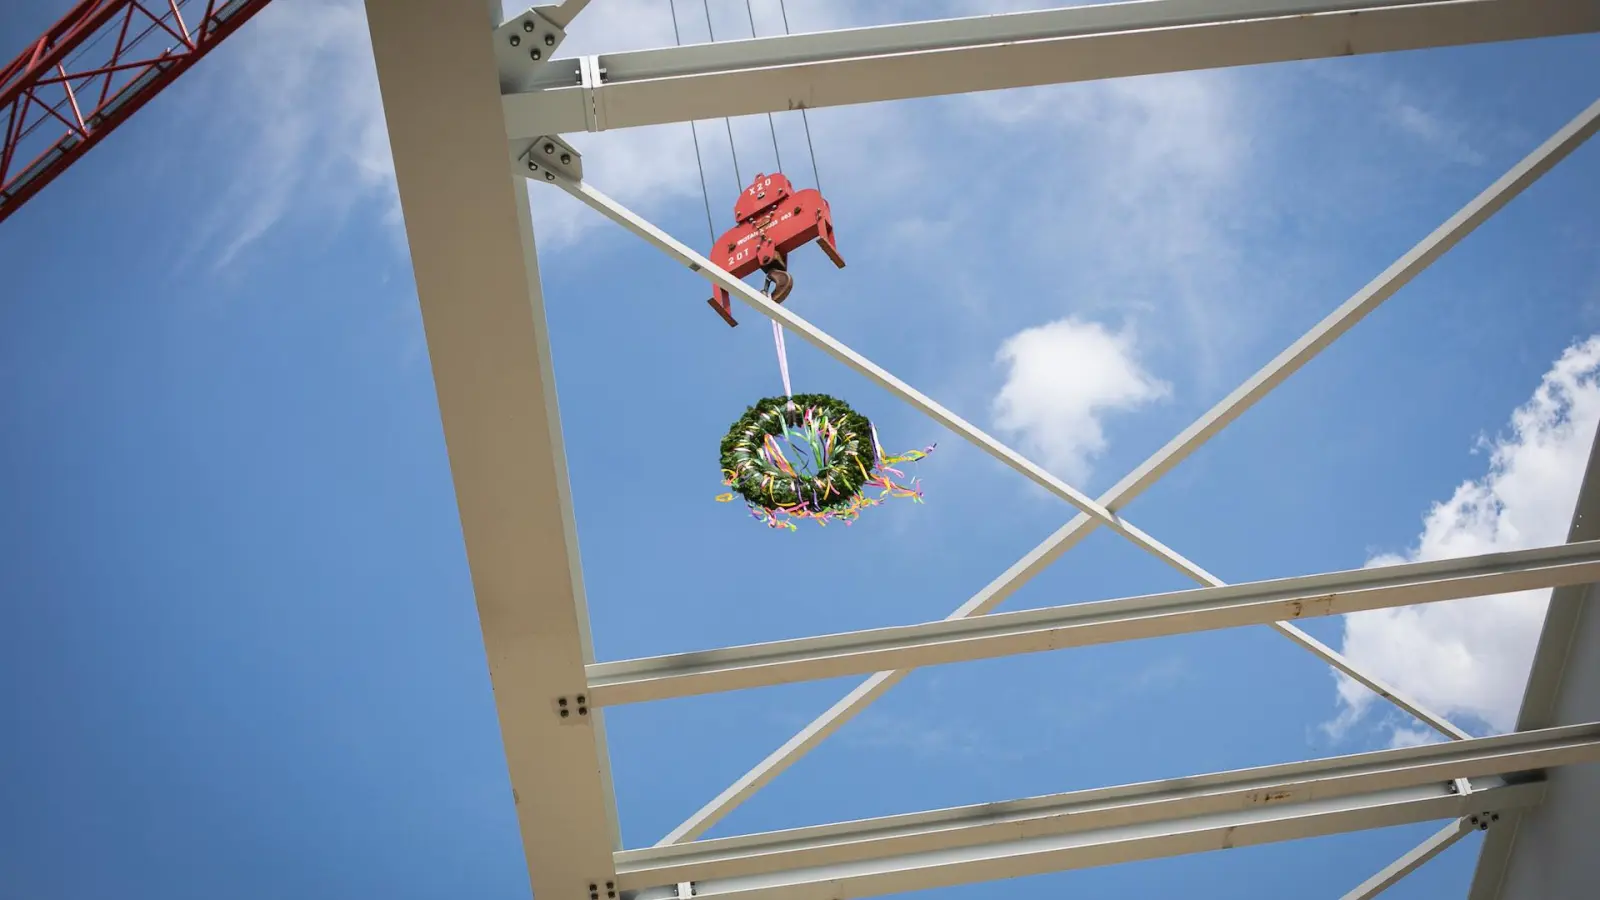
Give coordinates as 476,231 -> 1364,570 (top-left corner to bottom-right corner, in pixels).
719,393 -> 874,513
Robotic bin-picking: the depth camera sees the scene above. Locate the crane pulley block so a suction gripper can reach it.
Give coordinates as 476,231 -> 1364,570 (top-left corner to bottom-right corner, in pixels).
707,172 -> 844,327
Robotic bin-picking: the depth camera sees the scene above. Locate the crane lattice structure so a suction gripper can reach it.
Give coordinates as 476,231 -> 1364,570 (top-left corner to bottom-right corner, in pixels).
0,0 -> 274,223
8,0 -> 1600,898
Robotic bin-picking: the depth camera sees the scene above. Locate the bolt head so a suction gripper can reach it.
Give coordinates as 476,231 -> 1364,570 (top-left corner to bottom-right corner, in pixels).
545,172 -> 556,182
509,34 -> 521,46
530,48 -> 542,60
522,19 -> 534,31
544,143 -> 556,155
544,33 -> 556,46
560,152 -> 571,165
527,160 -> 537,170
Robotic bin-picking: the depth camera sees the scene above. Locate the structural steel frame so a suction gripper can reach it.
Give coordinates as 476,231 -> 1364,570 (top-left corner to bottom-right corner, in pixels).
362,1 -> 1600,898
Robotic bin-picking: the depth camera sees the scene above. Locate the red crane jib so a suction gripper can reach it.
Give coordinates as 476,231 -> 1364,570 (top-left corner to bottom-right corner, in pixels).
0,0 -> 275,224
707,172 -> 844,327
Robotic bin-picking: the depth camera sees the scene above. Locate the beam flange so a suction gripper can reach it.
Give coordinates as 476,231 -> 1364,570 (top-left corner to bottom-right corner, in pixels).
586,540 -> 1600,706
504,0 -> 1600,136
615,723 -> 1600,899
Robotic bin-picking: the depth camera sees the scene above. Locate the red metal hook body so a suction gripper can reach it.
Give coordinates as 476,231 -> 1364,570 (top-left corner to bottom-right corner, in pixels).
707,172 -> 845,327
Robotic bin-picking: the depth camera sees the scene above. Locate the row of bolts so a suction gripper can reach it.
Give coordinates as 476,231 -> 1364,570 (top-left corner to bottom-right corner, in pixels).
508,18 -> 557,60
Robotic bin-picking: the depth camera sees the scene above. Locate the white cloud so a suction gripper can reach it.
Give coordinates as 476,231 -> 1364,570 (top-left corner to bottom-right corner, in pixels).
1386,724 -> 1445,750
992,317 -> 1170,483
1330,336 -> 1600,741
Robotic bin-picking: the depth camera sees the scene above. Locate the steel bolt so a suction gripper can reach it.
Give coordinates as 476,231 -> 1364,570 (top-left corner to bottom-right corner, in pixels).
545,33 -> 556,46
560,153 -> 571,165
527,160 -> 537,170
544,143 -> 556,155
522,19 -> 534,32
509,35 -> 521,46
545,172 -> 556,182
530,48 -> 542,61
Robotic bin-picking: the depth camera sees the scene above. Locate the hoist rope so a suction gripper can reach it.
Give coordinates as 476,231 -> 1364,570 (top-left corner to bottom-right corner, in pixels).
669,0 -> 823,399
743,0 -> 785,175
742,0 -> 794,397
668,0 -> 718,244
698,0 -> 744,190
775,0 -> 823,193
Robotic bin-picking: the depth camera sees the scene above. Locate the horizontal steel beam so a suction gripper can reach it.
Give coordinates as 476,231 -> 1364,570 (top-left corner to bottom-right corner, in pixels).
616,723 -> 1600,899
587,540 -> 1600,706
504,0 -> 1600,135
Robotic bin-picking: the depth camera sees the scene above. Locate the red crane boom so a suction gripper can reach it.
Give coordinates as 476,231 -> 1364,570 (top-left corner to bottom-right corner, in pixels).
1,0 -> 273,225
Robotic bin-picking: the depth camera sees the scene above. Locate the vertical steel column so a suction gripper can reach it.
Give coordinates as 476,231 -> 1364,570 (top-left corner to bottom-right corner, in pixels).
366,2 -> 620,896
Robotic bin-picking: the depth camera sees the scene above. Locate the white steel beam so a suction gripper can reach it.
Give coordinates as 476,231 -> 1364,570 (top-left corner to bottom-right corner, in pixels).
365,2 -> 619,897
626,786 -> 1526,900
503,0 -> 1600,136
1340,817 -> 1475,900
586,541 -> 1600,706
645,95 -> 1600,843
615,723 -> 1600,899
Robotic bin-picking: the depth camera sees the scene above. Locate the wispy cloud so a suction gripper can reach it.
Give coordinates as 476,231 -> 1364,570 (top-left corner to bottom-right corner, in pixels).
186,0 -> 397,269
1312,63 -> 1488,168
951,69 -> 1255,388
1326,335 -> 1600,743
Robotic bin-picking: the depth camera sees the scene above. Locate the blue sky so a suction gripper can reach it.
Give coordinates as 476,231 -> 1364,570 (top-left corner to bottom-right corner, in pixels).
2,1 -> 1598,898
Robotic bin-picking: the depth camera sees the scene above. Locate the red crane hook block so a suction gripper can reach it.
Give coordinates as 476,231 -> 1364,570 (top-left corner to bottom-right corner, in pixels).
707,172 -> 845,327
